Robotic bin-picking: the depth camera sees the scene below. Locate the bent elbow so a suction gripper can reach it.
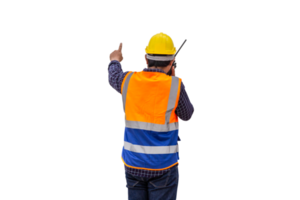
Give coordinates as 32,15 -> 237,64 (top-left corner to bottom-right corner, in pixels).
180,115 -> 194,122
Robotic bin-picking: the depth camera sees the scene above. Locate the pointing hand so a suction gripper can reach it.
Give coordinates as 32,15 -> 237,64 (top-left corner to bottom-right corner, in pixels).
110,43 -> 123,62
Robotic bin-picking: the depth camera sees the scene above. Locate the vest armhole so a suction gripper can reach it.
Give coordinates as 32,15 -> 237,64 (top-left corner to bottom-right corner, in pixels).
121,71 -> 133,94
175,78 -> 182,110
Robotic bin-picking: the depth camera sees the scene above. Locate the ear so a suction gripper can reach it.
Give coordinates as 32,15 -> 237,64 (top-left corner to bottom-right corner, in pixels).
143,54 -> 148,67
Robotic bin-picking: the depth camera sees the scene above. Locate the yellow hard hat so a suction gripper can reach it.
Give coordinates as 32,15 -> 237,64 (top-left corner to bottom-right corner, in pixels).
145,32 -> 176,55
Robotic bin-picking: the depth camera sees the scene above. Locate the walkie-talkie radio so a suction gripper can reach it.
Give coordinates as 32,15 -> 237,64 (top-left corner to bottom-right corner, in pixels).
167,38 -> 189,76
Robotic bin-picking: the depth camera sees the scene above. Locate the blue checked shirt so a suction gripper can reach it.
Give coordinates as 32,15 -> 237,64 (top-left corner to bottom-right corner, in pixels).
108,60 -> 194,178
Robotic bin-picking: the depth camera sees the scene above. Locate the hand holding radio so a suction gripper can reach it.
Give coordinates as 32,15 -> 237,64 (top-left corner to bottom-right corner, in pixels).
171,66 -> 175,76
167,38 -> 189,76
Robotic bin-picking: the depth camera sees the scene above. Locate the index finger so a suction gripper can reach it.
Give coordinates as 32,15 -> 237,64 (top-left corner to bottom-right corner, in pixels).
117,42 -> 124,50
118,43 -> 122,52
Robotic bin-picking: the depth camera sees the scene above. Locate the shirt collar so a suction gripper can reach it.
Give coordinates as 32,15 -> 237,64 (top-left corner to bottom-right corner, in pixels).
143,68 -> 166,74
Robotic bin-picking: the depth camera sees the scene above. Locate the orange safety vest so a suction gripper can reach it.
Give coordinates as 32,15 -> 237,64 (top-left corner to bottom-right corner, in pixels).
121,70 -> 182,170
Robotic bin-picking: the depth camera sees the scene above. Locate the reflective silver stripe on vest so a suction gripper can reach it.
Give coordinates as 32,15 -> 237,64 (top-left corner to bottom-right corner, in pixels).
165,76 -> 179,124
124,141 -> 178,154
123,74 -> 180,132
126,120 -> 178,132
122,72 -> 134,112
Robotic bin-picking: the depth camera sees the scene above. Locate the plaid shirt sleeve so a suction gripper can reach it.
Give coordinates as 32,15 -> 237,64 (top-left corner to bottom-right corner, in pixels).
175,81 -> 196,122
106,60 -> 129,96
